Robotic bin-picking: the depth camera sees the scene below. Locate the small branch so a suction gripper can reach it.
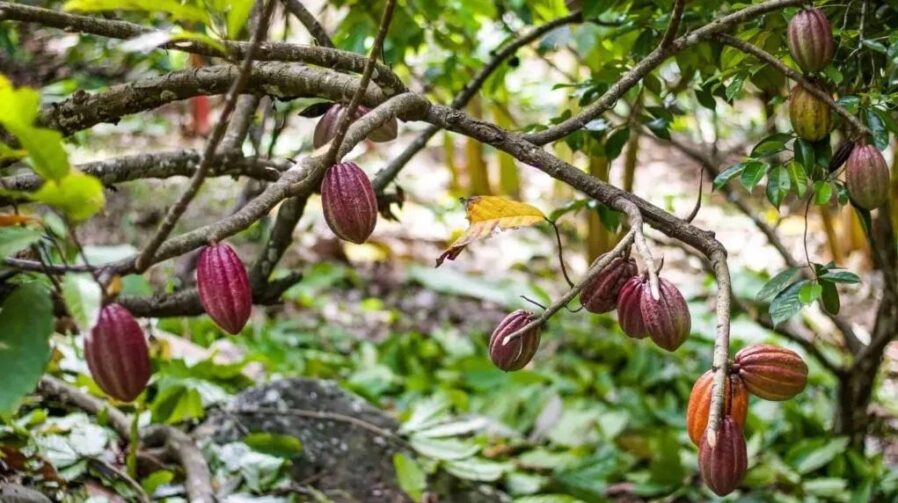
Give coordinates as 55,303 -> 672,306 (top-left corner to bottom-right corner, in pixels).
613,198 -> 660,300
717,34 -> 871,139
502,229 -> 637,344
283,0 -> 334,47
659,0 -> 686,48
705,248 -> 732,448
38,376 -> 130,438
550,221 -> 575,288
135,0 -> 276,272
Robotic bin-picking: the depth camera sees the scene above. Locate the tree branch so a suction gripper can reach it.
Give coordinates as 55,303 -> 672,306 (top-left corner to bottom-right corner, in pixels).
283,0 -> 334,48
659,0 -> 686,48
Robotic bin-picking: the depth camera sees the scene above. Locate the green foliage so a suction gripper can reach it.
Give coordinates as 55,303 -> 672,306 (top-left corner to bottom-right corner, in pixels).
0,283 -> 53,415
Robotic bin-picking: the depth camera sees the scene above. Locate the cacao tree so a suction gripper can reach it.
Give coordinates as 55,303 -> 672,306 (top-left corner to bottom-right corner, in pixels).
0,0 -> 897,500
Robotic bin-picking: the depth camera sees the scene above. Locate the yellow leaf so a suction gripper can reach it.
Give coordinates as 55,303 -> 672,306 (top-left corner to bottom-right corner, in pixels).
437,196 -> 546,266
0,214 -> 35,227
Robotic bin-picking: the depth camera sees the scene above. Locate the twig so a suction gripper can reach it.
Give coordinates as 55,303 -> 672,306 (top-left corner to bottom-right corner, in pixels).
88,458 -> 150,503
717,34 -> 870,139
134,0 -> 277,271
613,199 -> 660,300
550,221 -> 575,288
659,0 -> 687,48
283,0 -> 334,47
502,229 -> 637,345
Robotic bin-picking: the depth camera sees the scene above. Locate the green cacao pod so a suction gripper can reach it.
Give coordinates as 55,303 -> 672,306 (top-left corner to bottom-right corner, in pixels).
787,8 -> 834,73
735,344 -> 808,400
788,85 -> 832,141
846,143 -> 890,210
699,416 -> 748,496
488,310 -> 541,371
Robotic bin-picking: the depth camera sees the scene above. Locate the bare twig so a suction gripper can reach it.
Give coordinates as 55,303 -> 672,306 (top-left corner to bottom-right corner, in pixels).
659,0 -> 687,48
613,199 -> 661,300
705,249 -> 732,447
135,0 -> 277,272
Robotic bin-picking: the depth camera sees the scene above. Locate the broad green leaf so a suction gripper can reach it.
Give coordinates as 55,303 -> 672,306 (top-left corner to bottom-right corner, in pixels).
788,437 -> 850,474
0,283 -> 54,414
820,280 -> 840,315
400,396 -> 451,434
63,0 -> 210,25
865,109 -> 890,151
150,385 -> 204,423
740,161 -> 769,191
713,162 -> 747,190
756,267 -> 800,302
0,142 -> 26,163
751,132 -> 793,157
0,84 -> 40,126
799,281 -> 822,305
604,127 -> 630,160
814,180 -> 833,205
61,274 -> 103,332
786,161 -> 808,197
793,138 -> 815,176
393,453 -> 426,502
32,171 -> 105,222
227,0 -> 254,39
819,270 -> 861,284
409,435 -> 479,461
769,280 -> 807,327
10,126 -> 71,182
242,433 -> 303,458
170,28 -> 229,55
0,227 -> 43,259
766,165 -> 790,208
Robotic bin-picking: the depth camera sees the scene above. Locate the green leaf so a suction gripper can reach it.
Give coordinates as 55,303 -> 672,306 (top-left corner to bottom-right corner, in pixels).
740,161 -> 769,191
0,82 -> 40,126
141,470 -> 174,496
814,180 -> 833,205
61,274 -> 103,332
63,0 -> 210,24
442,457 -> 507,482
0,227 -> 43,259
409,435 -> 479,461
393,453 -> 427,502
751,132 -> 793,157
713,162 -> 747,190
756,267 -> 801,302
865,109 -> 890,151
3,125 -> 70,182
226,0 -> 254,39
793,138 -> 816,177
799,281 -> 822,305
149,385 -> 204,424
0,283 -> 53,414
820,280 -> 840,315
819,270 -> 861,284
604,127 -> 630,160
871,107 -> 898,137
32,171 -> 106,222
766,165 -> 790,208
788,437 -> 850,474
786,161 -> 808,197
242,433 -> 303,458
769,280 -> 807,327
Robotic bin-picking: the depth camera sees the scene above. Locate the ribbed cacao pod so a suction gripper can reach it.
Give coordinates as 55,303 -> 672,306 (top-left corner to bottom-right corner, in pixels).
85,304 -> 151,402
789,85 -> 832,141
321,162 -> 378,244
488,310 -> 541,371
313,104 -> 398,148
580,254 -> 638,314
197,242 -> 252,335
686,370 -> 749,446
735,344 -> 808,401
617,276 -> 648,339
846,143 -> 890,210
699,416 -> 748,497
787,8 -> 834,73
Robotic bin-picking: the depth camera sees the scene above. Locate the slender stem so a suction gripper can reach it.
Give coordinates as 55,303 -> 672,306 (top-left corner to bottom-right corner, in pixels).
550,220 -> 575,288
613,199 -> 660,300
502,229 -> 637,345
134,0 -> 277,271
283,0 -> 334,47
659,0 -> 686,48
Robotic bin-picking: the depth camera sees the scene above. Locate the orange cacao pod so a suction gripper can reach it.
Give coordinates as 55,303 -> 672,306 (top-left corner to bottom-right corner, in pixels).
197,242 -> 253,335
735,344 -> 808,400
699,416 -> 747,496
686,370 -> 749,445
85,304 -> 151,402
488,310 -> 541,371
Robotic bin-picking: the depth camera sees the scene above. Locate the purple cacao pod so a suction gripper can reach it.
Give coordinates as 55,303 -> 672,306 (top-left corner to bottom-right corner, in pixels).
85,304 -> 151,402
699,416 -> 748,496
787,8 -> 834,74
312,104 -> 398,148
321,162 -> 378,244
641,277 -> 691,351
580,254 -> 638,314
845,143 -> 890,210
197,243 -> 253,335
488,310 -> 541,371
617,276 -> 649,339
789,85 -> 832,141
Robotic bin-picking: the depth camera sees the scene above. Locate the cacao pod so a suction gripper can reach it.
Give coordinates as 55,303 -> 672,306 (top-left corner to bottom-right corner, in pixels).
197,242 -> 253,335
488,310 -> 541,371
788,84 -> 832,141
580,254 -> 638,314
321,162 -> 378,244
845,143 -> 890,210
616,276 -> 648,339
686,370 -> 749,446
313,104 -> 398,148
735,344 -> 808,400
787,8 -> 834,73
85,304 -> 151,402
699,416 -> 748,497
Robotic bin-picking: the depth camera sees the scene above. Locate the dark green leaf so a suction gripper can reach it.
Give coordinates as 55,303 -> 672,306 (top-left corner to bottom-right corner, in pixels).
713,162 -> 746,190
820,280 -> 840,315
751,133 -> 793,157
757,267 -> 801,302
865,109 -> 890,150
0,227 -> 42,259
0,283 -> 53,414
740,161 -> 769,191
769,280 -> 807,327
819,270 -> 861,284
766,165 -> 790,208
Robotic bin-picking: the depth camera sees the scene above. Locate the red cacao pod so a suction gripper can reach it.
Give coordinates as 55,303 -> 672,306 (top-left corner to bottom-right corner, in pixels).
788,85 -> 832,141
321,162 -> 378,244
699,416 -> 748,497
580,254 -> 638,314
735,344 -> 808,401
641,277 -> 691,351
85,304 -> 151,402
686,370 -> 749,446
488,310 -> 541,371
616,276 -> 648,339
197,242 -> 252,335
846,143 -> 890,210
312,104 -> 398,148
787,8 -> 834,73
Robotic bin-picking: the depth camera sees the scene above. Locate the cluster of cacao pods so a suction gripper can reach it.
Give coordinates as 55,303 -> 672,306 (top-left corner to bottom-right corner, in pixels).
786,7 -> 890,208
688,344 -> 808,495
487,250 -> 693,372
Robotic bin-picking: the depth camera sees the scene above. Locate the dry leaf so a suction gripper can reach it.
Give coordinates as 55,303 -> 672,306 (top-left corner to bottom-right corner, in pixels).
437,196 -> 545,266
0,213 -> 35,227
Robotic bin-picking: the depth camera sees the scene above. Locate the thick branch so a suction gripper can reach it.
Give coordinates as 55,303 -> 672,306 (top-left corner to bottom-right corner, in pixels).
523,0 -> 803,145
